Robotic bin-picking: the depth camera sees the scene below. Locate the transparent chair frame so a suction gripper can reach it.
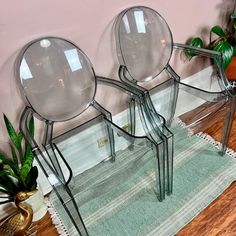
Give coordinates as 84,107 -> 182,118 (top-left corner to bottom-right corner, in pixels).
17,37 -> 169,235
100,72 -> 174,196
174,43 -> 235,155
97,76 -> 172,198
20,106 -> 164,236
114,6 -> 233,156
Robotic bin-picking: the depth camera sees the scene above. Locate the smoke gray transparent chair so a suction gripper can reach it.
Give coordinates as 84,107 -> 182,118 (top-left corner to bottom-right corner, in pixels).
114,6 -> 233,156
17,37 -> 167,235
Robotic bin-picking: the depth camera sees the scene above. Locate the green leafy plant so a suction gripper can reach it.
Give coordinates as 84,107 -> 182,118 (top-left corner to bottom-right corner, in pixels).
186,13 -> 236,70
0,114 -> 38,204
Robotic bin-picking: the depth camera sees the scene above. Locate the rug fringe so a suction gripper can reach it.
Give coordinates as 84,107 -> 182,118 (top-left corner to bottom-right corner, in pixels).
196,132 -> 236,158
177,118 -> 236,158
45,198 -> 69,236
176,118 -> 194,136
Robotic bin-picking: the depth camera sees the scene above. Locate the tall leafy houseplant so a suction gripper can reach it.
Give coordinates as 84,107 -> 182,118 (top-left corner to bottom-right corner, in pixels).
186,13 -> 236,70
0,114 -> 38,204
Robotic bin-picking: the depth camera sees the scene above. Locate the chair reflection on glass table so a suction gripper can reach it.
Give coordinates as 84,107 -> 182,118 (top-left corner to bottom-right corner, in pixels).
16,37 -> 169,236
114,6 -> 233,159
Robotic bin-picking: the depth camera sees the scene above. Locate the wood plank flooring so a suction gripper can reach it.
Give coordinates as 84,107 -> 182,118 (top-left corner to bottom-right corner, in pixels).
176,182 -> 236,236
35,110 -> 236,235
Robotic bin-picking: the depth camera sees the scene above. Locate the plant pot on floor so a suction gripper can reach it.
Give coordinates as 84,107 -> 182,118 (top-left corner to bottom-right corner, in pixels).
226,56 -> 236,82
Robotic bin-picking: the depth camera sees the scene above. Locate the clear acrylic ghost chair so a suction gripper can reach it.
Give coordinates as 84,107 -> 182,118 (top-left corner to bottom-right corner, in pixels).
17,37 -> 167,235
97,75 -> 169,198
114,6 -> 177,194
114,6 -> 232,157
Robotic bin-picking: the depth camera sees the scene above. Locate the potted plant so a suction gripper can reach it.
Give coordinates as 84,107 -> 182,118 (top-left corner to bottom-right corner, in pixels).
0,114 -> 38,205
0,114 -> 47,221
186,12 -> 236,81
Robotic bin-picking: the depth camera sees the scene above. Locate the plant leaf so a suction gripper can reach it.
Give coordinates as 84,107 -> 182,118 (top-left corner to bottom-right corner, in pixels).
233,22 -> 236,31
22,146 -> 31,167
25,166 -> 38,190
211,25 -> 227,38
19,148 -> 34,183
234,46 -> 236,57
17,132 -> 23,145
0,187 -> 13,195
0,188 -> 14,204
0,175 -> 19,194
212,40 -> 234,69
231,13 -> 236,19
0,170 -> 18,180
0,152 -> 18,175
28,116 -> 35,137
3,114 -> 23,160
10,144 -> 19,168
0,199 -> 14,204
22,116 -> 34,165
186,37 -> 204,58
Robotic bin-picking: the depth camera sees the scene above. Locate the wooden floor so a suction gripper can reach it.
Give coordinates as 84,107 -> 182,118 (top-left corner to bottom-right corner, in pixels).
177,182 -> 236,236
35,112 -> 236,236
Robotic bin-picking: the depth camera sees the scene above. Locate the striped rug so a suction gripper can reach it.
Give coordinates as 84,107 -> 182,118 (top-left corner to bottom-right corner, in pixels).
48,125 -> 236,236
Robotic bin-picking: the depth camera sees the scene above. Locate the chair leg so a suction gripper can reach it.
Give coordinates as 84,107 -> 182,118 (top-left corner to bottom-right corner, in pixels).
142,95 -> 174,195
105,121 -> 116,162
220,97 -> 236,155
165,133 -> 174,195
127,96 -> 136,150
45,144 -> 67,184
154,143 -> 165,201
128,96 -> 136,136
167,80 -> 179,126
137,98 -> 166,201
30,145 -> 89,236
166,65 -> 180,126
56,187 -> 89,236
92,101 -> 116,161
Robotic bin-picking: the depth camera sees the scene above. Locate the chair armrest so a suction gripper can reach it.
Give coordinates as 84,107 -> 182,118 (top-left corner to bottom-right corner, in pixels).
19,107 -> 73,187
173,43 -> 233,95
97,75 -> 142,97
173,43 -> 221,60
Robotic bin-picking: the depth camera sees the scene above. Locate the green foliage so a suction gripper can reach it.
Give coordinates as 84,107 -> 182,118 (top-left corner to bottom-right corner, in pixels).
186,13 -> 236,70
211,25 -> 227,38
212,40 -> 234,69
0,114 -> 38,204
186,37 -> 204,58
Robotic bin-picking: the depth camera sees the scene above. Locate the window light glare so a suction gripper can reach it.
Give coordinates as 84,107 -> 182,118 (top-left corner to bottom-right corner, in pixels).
20,58 -> 33,80
40,39 -> 51,48
64,49 -> 82,72
134,10 -> 146,33
161,39 -> 166,46
122,14 -> 131,34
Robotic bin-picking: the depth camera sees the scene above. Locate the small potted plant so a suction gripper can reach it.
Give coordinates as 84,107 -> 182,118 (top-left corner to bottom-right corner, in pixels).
0,114 -> 37,203
0,114 -> 47,221
186,12 -> 236,81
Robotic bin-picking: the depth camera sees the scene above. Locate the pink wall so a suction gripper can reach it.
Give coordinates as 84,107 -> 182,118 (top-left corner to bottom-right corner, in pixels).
0,0 -> 229,142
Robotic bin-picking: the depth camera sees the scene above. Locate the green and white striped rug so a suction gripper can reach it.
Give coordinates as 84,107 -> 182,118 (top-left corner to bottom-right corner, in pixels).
48,125 -> 236,236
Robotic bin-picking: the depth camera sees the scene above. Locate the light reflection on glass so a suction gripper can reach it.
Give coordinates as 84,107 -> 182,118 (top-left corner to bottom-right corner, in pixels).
58,78 -> 65,87
122,14 -> 131,34
134,10 -> 146,33
40,39 -> 51,48
20,58 -> 33,80
161,39 -> 166,46
64,49 -> 82,72
144,76 -> 152,82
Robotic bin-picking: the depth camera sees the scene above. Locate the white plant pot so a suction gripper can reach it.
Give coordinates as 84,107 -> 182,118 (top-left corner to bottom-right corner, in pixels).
24,189 -> 47,222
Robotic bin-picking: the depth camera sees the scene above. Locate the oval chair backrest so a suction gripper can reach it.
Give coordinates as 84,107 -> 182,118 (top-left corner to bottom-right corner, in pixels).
115,6 -> 173,82
16,37 -> 96,122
